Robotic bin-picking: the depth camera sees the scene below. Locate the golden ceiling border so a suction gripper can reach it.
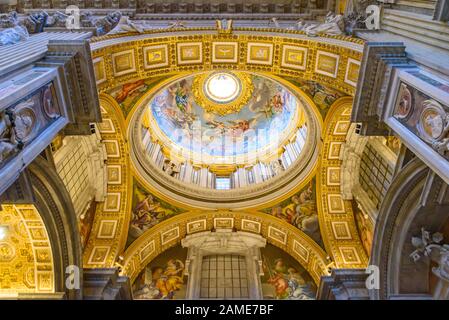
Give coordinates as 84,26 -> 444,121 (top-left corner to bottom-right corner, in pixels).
91,31 -> 363,99
120,210 -> 330,286
316,96 -> 368,269
82,94 -> 133,268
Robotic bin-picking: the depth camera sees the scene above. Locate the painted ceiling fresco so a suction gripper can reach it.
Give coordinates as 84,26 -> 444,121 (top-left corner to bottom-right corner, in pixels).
108,77 -> 166,116
261,244 -> 316,300
133,244 -> 187,300
127,180 -> 186,248
285,77 -> 347,117
132,243 -> 316,300
148,73 -> 299,157
263,178 -> 323,248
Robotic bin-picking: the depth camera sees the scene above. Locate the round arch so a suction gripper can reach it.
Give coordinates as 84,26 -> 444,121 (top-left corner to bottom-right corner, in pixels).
120,210 -> 329,286
370,157 -> 449,299
316,96 -> 368,269
28,156 -> 83,299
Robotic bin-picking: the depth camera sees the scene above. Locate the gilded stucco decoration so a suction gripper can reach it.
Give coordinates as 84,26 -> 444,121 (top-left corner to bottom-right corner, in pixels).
90,29 -> 363,99
83,94 -> 132,268
316,97 -> 369,268
119,210 -> 329,286
0,204 -> 54,295
192,71 -> 254,116
83,29 -> 365,271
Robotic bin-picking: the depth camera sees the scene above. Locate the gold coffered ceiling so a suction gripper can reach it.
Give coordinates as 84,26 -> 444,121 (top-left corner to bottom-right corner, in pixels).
91,28 -> 363,97
0,205 -> 54,296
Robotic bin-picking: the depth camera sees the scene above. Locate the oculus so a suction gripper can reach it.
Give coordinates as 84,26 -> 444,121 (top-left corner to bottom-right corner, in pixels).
204,72 -> 240,103
192,71 -> 253,116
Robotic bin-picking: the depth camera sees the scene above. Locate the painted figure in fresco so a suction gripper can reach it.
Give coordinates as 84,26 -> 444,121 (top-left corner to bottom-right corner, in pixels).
297,81 -> 341,110
248,81 -> 285,120
115,79 -> 147,103
270,92 -> 284,113
271,159 -> 284,176
169,79 -> 191,113
270,183 -> 321,244
134,259 -> 185,299
264,257 -> 314,300
129,194 -> 165,236
162,159 -> 181,177
150,75 -> 295,157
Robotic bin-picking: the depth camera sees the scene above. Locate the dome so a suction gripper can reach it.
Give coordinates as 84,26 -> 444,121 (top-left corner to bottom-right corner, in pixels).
144,72 -> 303,163
129,71 -> 321,208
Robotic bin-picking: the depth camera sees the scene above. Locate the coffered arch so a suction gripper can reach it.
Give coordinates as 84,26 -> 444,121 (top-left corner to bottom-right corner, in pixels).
82,94 -> 133,269
316,97 -> 369,269
120,210 -> 330,286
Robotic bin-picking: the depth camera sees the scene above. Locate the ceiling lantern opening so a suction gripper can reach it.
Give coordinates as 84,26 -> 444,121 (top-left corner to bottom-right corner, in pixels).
204,72 -> 241,104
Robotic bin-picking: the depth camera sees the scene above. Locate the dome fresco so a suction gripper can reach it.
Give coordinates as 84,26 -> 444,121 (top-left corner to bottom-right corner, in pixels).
148,72 -> 300,158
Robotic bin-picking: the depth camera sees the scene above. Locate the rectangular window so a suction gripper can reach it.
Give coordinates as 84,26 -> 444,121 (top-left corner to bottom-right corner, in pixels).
200,255 -> 249,299
359,143 -> 394,209
215,177 -> 231,190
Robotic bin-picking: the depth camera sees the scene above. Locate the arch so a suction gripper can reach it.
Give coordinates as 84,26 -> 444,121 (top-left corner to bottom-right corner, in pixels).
369,157 -> 449,299
90,29 -> 363,98
82,94 -> 133,269
27,156 -> 83,299
120,210 -> 330,286
316,96 -> 368,269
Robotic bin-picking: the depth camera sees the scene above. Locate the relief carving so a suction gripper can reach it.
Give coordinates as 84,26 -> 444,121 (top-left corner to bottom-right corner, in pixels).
393,81 -> 449,160
0,112 -> 20,164
411,228 -> 449,282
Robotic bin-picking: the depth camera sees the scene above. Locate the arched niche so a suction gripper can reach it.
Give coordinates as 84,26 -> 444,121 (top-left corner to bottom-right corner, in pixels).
28,156 -> 83,299
0,156 -> 82,299
370,157 -> 449,299
120,210 -> 329,287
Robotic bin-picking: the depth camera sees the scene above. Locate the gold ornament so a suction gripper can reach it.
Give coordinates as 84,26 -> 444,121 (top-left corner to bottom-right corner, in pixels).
192,71 -> 254,116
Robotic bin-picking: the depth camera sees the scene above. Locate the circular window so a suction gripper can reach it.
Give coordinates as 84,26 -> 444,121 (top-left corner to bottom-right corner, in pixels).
204,72 -> 241,104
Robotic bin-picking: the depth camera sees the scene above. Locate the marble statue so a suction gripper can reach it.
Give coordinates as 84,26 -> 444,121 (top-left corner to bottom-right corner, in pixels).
45,11 -> 71,28
343,0 -> 378,33
272,12 -> 344,36
24,11 -> 49,33
108,16 -> 145,34
216,19 -> 232,33
432,114 -> 449,157
269,17 -> 281,29
0,25 -> 29,45
411,228 -> 449,281
0,11 -> 19,28
303,12 -> 345,36
95,11 -> 122,35
167,20 -> 187,29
